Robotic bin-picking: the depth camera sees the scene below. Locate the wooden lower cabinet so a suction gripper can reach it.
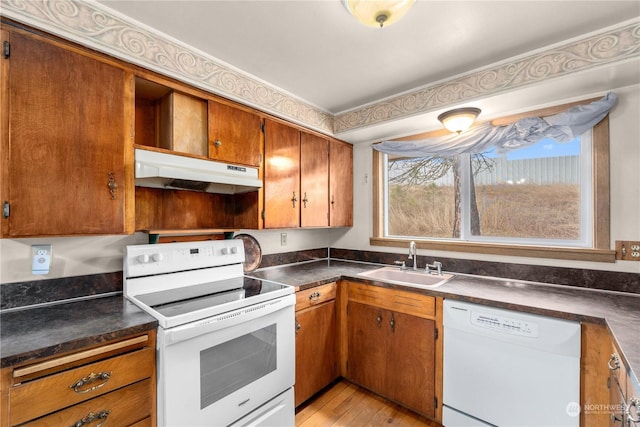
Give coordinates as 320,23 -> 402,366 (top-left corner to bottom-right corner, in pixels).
1,332 -> 156,427
345,281 -> 440,420
295,283 -> 338,407
581,322 -> 640,427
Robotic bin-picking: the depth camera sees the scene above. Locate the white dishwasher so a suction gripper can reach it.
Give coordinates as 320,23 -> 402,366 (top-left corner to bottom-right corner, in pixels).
443,300 -> 581,427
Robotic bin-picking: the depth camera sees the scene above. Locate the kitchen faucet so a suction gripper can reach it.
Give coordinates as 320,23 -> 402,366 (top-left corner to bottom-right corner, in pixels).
426,261 -> 443,276
408,241 -> 417,271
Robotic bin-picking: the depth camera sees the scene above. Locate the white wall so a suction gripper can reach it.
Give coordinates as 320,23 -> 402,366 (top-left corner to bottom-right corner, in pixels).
330,84 -> 640,275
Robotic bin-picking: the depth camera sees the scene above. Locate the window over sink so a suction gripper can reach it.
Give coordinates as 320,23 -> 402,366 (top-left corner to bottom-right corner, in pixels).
371,101 -> 614,263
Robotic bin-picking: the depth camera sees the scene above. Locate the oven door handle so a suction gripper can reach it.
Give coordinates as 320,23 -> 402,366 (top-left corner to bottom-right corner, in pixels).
163,294 -> 295,345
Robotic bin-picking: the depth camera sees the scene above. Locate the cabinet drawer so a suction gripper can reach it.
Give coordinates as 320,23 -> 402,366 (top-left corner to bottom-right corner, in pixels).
348,282 -> 435,319
296,282 -> 337,311
18,378 -> 152,427
10,348 -> 153,426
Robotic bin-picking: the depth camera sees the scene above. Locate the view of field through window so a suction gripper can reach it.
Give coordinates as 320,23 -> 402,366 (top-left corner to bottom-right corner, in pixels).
386,137 -> 583,241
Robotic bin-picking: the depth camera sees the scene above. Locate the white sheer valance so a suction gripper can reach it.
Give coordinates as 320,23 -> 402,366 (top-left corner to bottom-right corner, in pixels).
374,92 -> 617,157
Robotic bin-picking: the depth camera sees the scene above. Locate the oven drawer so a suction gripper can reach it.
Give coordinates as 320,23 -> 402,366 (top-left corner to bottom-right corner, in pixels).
348,281 -> 435,319
296,282 -> 337,311
10,347 -> 154,426
18,379 -> 152,427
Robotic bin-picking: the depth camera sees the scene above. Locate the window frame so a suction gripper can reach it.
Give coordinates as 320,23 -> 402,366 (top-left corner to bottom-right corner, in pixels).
371,100 -> 615,263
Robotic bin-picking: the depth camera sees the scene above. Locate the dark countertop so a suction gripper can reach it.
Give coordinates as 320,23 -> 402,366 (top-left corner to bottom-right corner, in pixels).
248,259 -> 640,394
0,296 -> 157,368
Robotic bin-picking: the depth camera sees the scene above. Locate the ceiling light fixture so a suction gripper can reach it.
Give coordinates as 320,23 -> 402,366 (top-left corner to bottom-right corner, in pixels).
342,0 -> 416,28
437,107 -> 481,134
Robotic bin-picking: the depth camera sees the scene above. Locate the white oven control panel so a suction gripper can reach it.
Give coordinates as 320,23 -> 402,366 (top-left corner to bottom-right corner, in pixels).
471,310 -> 539,337
124,239 -> 245,278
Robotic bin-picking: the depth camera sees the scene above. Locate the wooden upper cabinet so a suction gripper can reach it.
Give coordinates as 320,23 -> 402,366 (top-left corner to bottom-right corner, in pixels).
300,132 -> 329,227
264,119 -> 300,228
208,100 -> 262,167
1,30 -> 132,237
329,139 -> 353,227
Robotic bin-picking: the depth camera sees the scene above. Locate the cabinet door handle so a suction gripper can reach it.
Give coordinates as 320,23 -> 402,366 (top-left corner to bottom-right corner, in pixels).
295,319 -> 301,335
331,195 -> 335,208
70,371 -> 112,394
376,311 -> 382,327
302,192 -> 309,208
213,139 -> 222,147
107,172 -> 117,200
608,353 -> 620,371
389,313 -> 395,332
71,410 -> 111,427
291,191 -> 297,208
628,397 -> 640,423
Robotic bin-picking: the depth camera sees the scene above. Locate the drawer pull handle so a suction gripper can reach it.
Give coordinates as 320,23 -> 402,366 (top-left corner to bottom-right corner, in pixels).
70,371 -> 112,394
608,353 -> 620,371
71,410 -> 111,427
309,291 -> 321,300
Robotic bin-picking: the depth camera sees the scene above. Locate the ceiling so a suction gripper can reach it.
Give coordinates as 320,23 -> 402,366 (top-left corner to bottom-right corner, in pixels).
97,0 -> 639,116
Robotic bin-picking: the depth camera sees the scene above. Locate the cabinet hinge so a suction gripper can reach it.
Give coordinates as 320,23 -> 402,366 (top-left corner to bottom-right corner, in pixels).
434,396 -> 438,409
2,201 -> 9,219
3,41 -> 10,59
260,122 -> 265,133
261,210 -> 265,220
434,327 -> 439,340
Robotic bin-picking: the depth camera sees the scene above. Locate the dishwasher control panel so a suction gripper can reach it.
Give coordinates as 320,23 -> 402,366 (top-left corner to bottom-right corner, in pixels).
471,310 -> 539,337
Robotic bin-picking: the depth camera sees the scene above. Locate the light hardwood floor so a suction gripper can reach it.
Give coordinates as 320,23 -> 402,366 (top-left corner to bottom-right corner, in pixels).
295,380 -> 441,427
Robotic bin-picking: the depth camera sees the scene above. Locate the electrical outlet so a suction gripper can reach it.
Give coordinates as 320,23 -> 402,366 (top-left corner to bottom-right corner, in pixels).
280,233 -> 287,246
615,241 -> 640,261
31,244 -> 52,274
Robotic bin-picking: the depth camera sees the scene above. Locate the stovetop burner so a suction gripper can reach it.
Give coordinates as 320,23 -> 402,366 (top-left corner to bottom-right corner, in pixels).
123,240 -> 294,329
138,277 -> 289,319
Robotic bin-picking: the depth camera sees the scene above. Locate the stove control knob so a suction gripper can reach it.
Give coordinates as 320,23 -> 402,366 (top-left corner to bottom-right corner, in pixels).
230,246 -> 238,254
138,254 -> 150,264
152,253 -> 163,262
221,247 -> 229,255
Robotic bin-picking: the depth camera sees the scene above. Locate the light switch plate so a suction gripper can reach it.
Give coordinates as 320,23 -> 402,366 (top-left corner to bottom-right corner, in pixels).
32,244 -> 52,274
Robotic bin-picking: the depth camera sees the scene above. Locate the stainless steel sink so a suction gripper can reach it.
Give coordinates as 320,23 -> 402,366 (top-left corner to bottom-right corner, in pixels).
358,267 -> 453,289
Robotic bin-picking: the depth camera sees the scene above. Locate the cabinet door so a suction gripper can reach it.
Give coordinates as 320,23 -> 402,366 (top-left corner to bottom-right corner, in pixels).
347,301 -> 388,396
300,132 -> 328,227
329,139 -> 353,227
387,311 -> 436,418
264,119 -> 300,228
208,100 -> 262,167
295,301 -> 337,406
3,31 -> 130,237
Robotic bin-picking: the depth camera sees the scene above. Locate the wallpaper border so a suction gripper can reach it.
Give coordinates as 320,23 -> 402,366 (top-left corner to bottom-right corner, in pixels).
2,1 -> 639,136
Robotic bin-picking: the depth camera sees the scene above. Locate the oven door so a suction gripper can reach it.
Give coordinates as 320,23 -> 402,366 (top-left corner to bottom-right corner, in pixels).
157,294 -> 295,427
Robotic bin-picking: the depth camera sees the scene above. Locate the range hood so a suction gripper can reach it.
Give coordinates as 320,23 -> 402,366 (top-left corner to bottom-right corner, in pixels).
135,148 -> 262,194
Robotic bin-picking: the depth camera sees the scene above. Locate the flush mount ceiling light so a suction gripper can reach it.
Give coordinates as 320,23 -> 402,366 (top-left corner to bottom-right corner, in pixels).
342,0 -> 416,28
437,107 -> 482,134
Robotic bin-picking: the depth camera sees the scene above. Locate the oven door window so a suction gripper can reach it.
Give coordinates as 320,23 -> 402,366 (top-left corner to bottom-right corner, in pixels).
200,323 -> 277,409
